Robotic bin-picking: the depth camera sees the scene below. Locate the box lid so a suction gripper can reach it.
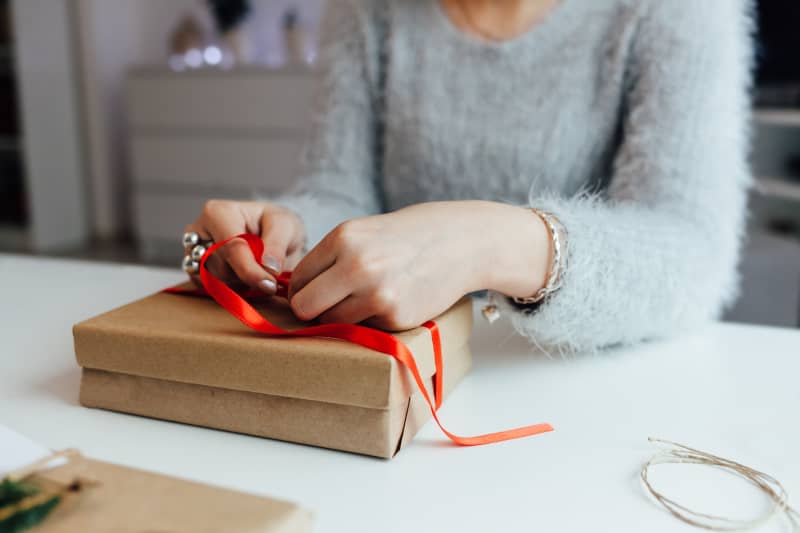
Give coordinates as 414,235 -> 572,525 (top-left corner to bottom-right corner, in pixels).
74,287 -> 473,409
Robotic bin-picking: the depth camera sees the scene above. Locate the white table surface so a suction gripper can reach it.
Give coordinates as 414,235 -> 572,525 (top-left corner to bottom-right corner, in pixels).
1,253 -> 799,533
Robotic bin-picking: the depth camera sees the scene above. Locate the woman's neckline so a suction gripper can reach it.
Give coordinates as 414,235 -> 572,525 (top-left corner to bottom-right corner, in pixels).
432,0 -> 570,51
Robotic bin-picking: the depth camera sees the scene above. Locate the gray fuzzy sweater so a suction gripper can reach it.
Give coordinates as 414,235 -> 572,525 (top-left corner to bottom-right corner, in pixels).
273,0 -> 753,352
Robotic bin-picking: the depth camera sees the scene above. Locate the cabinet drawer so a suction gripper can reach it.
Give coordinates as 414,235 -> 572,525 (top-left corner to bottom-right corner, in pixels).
131,135 -> 302,193
134,191 -> 223,244
127,70 -> 316,132
135,191 -> 208,263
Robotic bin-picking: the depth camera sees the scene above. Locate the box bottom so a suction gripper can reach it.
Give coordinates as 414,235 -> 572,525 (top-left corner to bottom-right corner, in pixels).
79,344 -> 471,459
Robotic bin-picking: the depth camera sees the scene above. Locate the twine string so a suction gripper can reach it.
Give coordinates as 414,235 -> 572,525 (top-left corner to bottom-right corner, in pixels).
642,438 -> 799,532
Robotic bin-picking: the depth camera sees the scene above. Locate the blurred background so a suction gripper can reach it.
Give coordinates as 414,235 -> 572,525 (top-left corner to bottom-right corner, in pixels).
0,0 -> 798,328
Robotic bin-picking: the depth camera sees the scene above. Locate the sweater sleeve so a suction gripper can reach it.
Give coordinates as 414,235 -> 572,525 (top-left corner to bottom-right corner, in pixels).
269,0 -> 383,248
496,0 -> 754,352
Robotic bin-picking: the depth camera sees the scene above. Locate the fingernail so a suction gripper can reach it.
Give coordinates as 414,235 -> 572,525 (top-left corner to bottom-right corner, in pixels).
264,256 -> 282,275
258,278 -> 277,294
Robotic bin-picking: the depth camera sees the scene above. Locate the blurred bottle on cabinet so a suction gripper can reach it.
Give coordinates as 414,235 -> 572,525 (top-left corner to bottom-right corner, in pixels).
282,5 -> 317,66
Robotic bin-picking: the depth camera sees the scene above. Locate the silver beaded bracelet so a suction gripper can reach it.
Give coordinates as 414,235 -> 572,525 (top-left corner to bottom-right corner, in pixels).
512,208 -> 567,305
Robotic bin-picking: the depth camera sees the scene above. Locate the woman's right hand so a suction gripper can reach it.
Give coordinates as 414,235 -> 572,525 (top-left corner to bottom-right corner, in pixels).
184,199 -> 306,294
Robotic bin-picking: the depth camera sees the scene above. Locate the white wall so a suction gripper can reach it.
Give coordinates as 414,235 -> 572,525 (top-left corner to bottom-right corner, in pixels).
77,0 -> 196,239
76,0 -> 323,240
13,0 -> 90,251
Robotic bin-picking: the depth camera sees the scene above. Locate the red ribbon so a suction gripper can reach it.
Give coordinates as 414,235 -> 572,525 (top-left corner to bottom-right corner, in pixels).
167,233 -> 553,447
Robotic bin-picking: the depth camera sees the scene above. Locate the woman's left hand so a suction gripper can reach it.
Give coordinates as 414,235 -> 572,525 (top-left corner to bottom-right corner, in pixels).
288,201 -> 550,330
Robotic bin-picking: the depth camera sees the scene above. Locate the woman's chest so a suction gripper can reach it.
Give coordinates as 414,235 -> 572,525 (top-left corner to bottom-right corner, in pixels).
379,1 -> 638,204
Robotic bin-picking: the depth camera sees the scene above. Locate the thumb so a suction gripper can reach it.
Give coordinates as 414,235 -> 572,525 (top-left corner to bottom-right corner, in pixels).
260,208 -> 305,275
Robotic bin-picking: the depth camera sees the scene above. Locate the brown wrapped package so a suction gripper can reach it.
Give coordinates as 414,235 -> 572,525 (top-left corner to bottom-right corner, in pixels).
74,287 -> 473,458
30,454 -> 312,532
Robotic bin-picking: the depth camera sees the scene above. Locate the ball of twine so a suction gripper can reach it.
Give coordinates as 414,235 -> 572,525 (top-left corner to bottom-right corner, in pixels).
641,438 -> 799,532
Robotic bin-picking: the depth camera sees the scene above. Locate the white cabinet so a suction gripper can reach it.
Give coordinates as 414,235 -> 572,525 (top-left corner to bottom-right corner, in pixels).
126,67 -> 317,261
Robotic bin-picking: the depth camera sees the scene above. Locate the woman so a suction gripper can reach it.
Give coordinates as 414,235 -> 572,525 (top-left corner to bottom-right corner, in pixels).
184,0 -> 752,352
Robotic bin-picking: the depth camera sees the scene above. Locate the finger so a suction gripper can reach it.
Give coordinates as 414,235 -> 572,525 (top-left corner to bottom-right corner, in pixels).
260,210 -> 302,275
184,221 -> 245,287
187,245 -> 242,288
290,263 -> 354,321
317,295 -> 375,325
204,209 -> 277,294
364,315 -> 414,333
288,227 -> 341,299
223,238 -> 279,294
204,253 -> 244,287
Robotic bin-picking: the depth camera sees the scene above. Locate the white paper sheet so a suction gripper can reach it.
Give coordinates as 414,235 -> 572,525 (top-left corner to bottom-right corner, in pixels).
0,425 -> 65,479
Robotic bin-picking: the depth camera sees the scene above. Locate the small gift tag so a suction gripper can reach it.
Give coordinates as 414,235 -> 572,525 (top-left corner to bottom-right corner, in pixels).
481,304 -> 501,323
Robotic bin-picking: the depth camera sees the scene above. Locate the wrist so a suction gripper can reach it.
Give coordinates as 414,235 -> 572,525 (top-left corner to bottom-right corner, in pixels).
481,204 -> 551,298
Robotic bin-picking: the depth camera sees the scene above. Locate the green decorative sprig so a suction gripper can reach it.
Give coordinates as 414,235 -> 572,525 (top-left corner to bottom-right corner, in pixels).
0,477 -> 61,533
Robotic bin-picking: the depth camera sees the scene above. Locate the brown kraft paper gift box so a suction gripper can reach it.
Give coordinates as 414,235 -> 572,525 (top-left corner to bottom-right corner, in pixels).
30,453 -> 312,532
73,285 -> 473,458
